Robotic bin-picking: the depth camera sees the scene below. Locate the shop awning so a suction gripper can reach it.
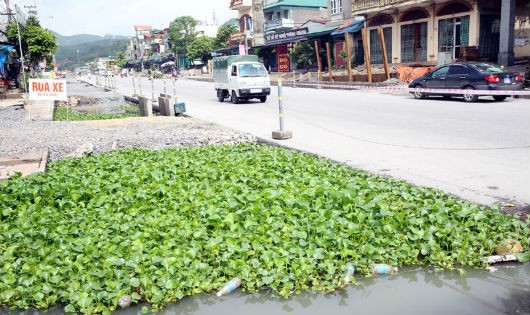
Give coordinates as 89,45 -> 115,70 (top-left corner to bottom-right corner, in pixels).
306,25 -> 342,38
331,20 -> 364,36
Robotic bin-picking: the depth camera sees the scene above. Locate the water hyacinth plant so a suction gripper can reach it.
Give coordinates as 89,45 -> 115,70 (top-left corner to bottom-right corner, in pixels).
53,106 -> 139,121
0,143 -> 528,314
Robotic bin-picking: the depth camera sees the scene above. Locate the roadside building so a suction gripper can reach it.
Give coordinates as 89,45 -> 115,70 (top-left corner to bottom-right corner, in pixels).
263,0 -> 329,71
196,20 -> 220,38
126,25 -> 153,62
229,0 -> 266,52
349,0 -> 530,66
144,29 -> 166,56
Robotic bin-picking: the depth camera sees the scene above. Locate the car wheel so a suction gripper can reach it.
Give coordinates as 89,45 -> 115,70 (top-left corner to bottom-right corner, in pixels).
217,90 -> 225,102
259,96 -> 267,103
463,86 -> 478,102
231,91 -> 239,104
493,95 -> 507,102
413,84 -> 426,99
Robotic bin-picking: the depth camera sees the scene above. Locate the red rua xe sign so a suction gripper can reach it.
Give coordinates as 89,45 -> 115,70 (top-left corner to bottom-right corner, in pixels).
29,79 -> 68,101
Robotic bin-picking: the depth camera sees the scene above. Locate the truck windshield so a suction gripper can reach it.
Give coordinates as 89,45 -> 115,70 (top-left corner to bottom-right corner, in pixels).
239,64 -> 268,77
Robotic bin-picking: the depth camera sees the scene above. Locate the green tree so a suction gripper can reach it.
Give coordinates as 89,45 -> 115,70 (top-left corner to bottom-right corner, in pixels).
169,16 -> 197,56
115,51 -> 127,68
288,41 -> 316,71
187,36 -> 214,63
214,24 -> 237,49
7,16 -> 57,66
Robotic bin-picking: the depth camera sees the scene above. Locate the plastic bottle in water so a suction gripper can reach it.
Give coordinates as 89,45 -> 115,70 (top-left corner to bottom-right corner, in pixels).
371,264 -> 398,274
118,294 -> 132,308
216,277 -> 242,297
344,263 -> 355,283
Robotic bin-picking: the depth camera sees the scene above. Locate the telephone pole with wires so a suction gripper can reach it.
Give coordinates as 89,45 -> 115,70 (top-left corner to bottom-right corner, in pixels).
24,0 -> 38,18
2,0 -> 14,24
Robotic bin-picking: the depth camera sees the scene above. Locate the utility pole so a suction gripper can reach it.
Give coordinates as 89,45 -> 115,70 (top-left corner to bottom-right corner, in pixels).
2,0 -> 14,23
24,5 -> 37,16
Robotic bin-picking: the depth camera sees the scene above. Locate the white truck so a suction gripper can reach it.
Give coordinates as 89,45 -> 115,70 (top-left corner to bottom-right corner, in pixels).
213,55 -> 271,104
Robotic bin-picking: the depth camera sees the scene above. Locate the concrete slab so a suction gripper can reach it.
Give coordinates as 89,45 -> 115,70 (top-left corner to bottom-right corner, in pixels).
272,130 -> 293,140
0,150 -> 49,180
0,98 -> 25,109
26,100 -> 55,121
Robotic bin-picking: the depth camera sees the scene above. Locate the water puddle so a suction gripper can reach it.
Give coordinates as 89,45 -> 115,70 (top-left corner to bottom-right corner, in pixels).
3,263 -> 529,315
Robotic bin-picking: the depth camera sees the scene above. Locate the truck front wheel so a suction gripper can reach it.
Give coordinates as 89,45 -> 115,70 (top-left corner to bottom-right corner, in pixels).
259,96 -> 267,103
217,90 -> 226,102
231,91 -> 239,104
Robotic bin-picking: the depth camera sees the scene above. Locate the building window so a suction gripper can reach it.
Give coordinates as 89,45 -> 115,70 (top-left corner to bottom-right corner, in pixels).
400,8 -> 429,22
331,0 -> 342,15
283,10 -> 289,19
370,27 -> 392,64
240,15 -> 252,31
401,22 -> 428,62
479,15 -> 500,61
438,16 -> 470,60
437,2 -> 471,16
368,14 -> 394,27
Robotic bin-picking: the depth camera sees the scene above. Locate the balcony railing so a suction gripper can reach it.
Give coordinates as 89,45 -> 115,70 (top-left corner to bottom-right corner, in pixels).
352,0 -> 408,12
230,30 -> 253,42
264,18 -> 295,32
230,0 -> 252,10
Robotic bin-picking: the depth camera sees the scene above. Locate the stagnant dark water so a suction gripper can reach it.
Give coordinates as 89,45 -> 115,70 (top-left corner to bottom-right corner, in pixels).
3,263 -> 529,315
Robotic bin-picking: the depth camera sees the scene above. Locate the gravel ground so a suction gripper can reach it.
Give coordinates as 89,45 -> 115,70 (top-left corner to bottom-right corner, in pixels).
0,91 -> 256,161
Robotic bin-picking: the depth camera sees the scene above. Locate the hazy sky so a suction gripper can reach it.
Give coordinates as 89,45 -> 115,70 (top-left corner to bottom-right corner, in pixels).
11,0 -> 237,36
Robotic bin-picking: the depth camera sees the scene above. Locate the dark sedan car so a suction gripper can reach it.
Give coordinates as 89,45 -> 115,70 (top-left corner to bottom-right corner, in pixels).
409,62 -> 523,102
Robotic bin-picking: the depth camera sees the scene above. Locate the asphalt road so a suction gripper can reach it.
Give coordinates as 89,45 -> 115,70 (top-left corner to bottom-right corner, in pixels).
86,75 -> 530,206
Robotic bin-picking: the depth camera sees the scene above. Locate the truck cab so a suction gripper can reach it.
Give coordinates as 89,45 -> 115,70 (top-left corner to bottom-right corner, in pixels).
213,55 -> 271,104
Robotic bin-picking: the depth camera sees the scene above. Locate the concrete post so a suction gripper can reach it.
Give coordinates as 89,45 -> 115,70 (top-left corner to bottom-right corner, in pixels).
158,96 -> 167,116
498,0 -> 516,66
272,79 -> 292,140
132,77 -> 137,97
138,96 -> 153,117
167,96 -> 176,117
157,96 -> 176,116
151,78 -> 155,101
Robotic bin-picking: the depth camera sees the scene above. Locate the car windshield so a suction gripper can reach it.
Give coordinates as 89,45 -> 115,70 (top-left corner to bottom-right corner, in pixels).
239,64 -> 268,77
473,63 -> 504,74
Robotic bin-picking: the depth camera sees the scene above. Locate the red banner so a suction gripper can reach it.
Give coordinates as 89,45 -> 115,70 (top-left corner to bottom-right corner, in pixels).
278,54 -> 290,72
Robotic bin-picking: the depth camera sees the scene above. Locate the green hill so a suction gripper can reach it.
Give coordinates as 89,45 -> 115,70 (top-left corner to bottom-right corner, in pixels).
53,32 -> 129,70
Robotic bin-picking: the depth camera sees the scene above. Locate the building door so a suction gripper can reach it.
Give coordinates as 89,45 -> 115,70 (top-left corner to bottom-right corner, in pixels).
334,42 -> 345,66
438,16 -> 470,65
479,15 -> 500,62
356,39 -> 364,65
401,22 -> 427,63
